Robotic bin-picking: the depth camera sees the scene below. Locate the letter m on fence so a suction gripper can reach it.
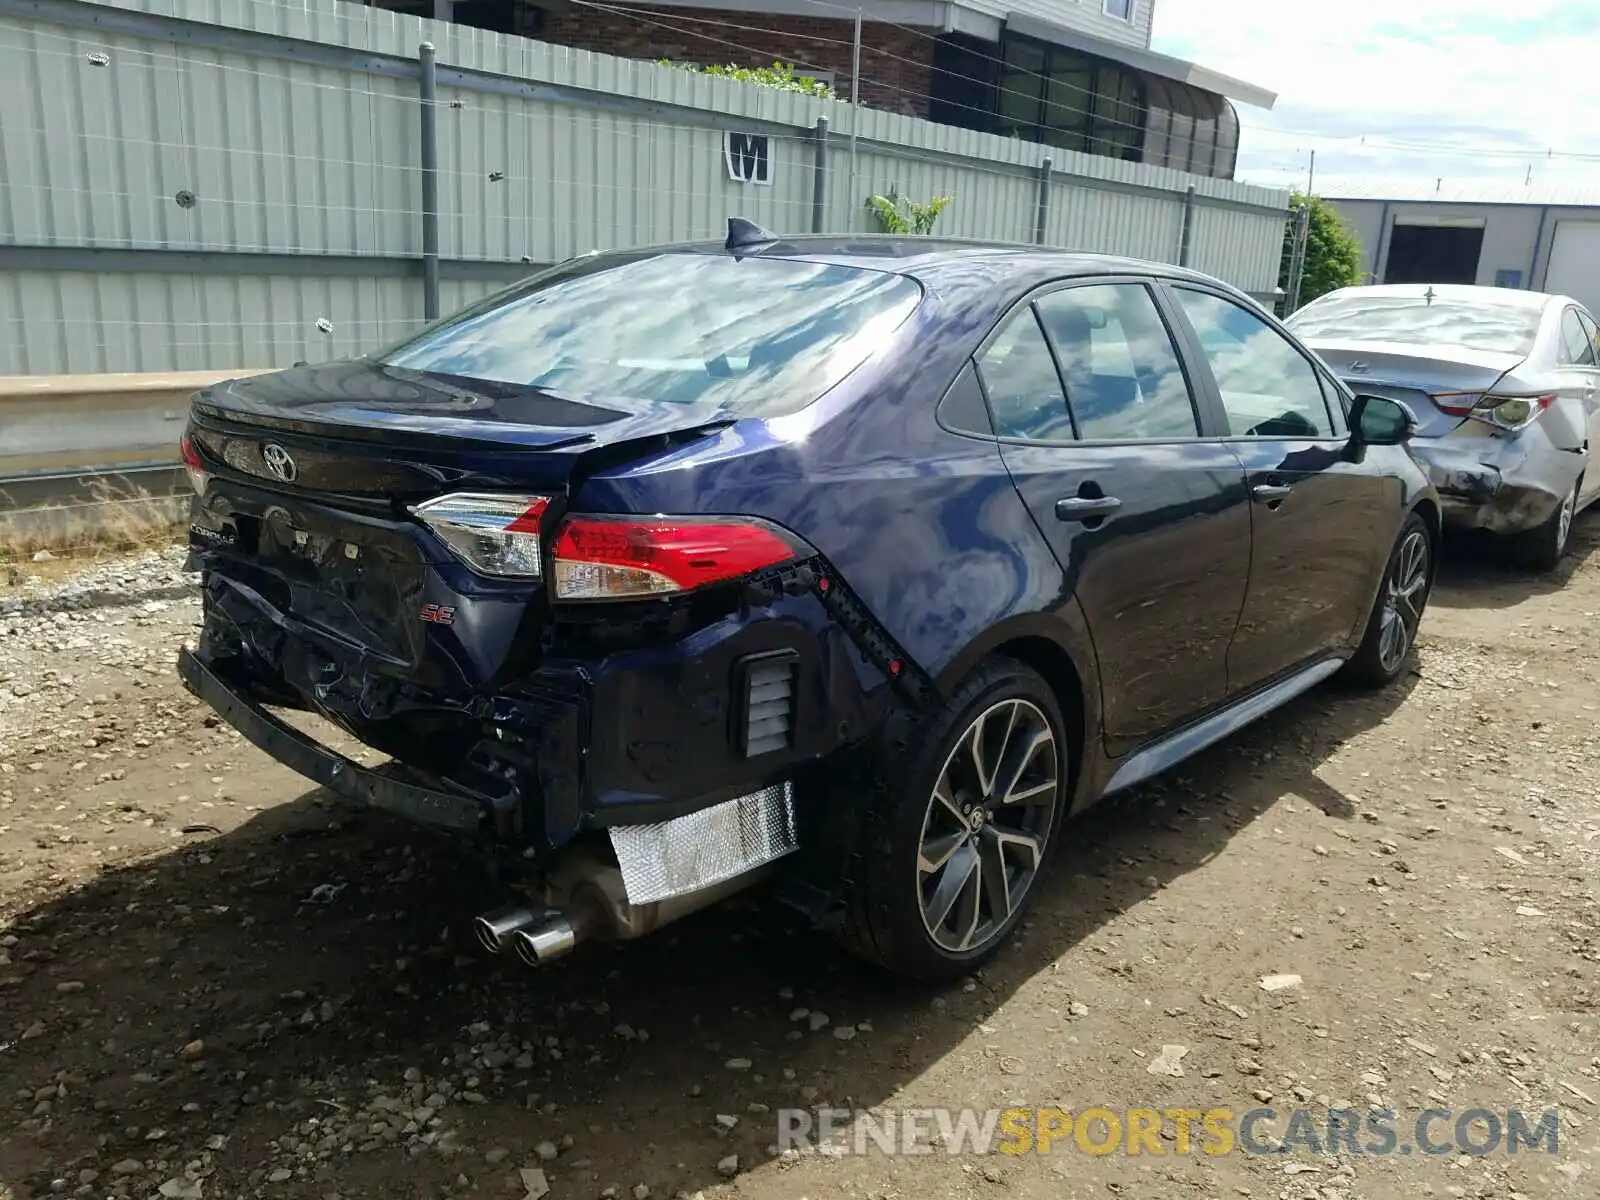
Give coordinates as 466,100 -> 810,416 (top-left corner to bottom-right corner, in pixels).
724,131 -> 772,185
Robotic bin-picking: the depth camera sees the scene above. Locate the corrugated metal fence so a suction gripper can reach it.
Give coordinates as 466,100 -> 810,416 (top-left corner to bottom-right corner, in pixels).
0,0 -> 1290,376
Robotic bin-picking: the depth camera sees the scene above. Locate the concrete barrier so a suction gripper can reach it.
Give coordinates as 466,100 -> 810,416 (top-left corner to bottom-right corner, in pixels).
0,369 -> 271,483
0,369 -> 271,550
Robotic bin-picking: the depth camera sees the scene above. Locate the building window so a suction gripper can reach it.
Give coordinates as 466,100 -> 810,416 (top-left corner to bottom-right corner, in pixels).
994,35 -> 1145,161
1103,0 -> 1135,21
362,0 -> 523,33
933,30 -> 1238,179
1140,75 -> 1237,177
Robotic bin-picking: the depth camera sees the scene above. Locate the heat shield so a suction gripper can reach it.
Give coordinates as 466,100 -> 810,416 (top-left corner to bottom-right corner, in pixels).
608,783 -> 797,905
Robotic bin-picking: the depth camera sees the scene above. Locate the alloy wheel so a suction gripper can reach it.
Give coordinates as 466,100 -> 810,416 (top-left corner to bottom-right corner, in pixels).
916,698 -> 1061,954
1378,528 -> 1430,674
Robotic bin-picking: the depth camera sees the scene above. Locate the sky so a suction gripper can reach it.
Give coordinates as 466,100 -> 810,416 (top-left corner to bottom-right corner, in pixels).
1149,0 -> 1600,194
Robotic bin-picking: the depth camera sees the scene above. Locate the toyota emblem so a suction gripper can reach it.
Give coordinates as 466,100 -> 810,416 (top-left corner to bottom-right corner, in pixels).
261,442 -> 298,483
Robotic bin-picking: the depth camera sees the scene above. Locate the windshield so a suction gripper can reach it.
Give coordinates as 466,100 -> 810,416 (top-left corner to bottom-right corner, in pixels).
378,253 -> 923,417
1286,294 -> 1543,355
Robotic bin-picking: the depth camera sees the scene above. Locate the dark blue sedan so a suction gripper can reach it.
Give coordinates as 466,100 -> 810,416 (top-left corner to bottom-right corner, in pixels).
176,225 -> 1439,981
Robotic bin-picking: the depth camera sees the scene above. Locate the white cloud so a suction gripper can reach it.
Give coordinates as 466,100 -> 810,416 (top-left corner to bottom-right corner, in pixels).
1150,0 -> 1600,192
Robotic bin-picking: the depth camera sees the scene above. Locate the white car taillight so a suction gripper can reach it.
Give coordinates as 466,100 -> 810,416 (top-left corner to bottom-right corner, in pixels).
411,493 -> 550,578
1475,393 -> 1556,431
1434,390 -> 1556,429
179,433 -> 209,497
550,514 -> 806,600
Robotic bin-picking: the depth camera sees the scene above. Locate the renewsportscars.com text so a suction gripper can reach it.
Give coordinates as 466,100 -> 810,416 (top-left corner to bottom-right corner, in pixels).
776,1106 -> 1562,1158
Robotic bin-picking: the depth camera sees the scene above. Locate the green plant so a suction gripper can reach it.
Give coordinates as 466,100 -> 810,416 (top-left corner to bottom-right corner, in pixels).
662,59 -> 836,100
865,188 -> 953,235
1281,192 -> 1362,308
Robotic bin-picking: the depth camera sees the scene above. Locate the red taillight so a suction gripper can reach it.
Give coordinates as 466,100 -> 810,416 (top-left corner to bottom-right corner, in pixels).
1429,391 -> 1478,417
551,515 -> 804,600
179,433 -> 209,496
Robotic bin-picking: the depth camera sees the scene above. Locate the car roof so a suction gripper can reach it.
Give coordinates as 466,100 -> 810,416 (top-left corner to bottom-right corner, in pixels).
599,232 -> 1245,297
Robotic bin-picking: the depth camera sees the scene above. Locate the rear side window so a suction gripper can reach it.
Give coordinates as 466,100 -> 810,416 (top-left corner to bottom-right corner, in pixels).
378,254 -> 922,418
1034,283 -> 1198,440
1581,309 -> 1600,356
975,309 -> 1073,440
1560,308 -> 1596,366
938,362 -> 994,435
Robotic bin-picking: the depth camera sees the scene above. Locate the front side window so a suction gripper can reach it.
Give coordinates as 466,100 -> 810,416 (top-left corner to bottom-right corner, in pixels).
1175,288 -> 1336,438
379,253 -> 922,419
975,309 -> 1073,441
1034,283 -> 1199,440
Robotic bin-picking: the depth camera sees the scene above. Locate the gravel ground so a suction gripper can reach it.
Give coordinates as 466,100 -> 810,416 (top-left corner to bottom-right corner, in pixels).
0,530 -> 1597,1200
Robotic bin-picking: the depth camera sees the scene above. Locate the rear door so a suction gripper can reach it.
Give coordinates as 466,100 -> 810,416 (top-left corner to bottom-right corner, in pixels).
976,278 -> 1252,756
1164,285 -> 1394,693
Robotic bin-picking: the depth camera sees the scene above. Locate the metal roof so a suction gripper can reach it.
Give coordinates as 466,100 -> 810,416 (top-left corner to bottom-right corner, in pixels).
1314,178 -> 1600,208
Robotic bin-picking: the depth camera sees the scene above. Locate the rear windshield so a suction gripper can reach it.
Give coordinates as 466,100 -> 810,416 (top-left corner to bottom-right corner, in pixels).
1286,294 -> 1542,355
377,253 -> 922,417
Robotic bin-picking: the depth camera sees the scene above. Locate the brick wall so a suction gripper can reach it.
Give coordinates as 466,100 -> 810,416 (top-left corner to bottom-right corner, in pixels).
534,5 -> 936,118
362,1 -> 939,117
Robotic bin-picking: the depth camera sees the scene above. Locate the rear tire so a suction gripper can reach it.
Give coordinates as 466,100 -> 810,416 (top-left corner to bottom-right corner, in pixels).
1510,474 -> 1580,573
1342,512 -> 1432,689
834,658 -> 1068,982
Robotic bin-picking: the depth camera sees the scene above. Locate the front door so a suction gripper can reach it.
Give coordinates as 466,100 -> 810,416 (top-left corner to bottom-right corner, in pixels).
975,279 -> 1252,756
1164,285 -> 1394,693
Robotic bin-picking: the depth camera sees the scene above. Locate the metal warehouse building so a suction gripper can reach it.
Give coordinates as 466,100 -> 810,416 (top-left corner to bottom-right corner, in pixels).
1323,182 -> 1600,316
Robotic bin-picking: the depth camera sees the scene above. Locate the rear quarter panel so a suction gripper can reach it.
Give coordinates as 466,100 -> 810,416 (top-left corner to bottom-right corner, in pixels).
573,270 -> 1091,700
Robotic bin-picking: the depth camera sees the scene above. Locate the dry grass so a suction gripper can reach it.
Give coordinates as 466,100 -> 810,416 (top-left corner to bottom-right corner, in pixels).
0,476 -> 187,572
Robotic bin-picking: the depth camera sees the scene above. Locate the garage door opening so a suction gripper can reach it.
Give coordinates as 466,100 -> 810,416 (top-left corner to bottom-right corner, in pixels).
1384,222 -> 1485,285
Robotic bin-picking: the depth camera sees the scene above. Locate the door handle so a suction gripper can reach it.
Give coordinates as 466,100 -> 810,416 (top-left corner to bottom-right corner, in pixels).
1055,495 -> 1122,522
1251,483 -> 1294,504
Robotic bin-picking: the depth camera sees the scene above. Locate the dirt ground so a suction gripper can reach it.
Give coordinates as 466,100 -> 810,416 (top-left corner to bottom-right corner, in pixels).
0,525 -> 1596,1200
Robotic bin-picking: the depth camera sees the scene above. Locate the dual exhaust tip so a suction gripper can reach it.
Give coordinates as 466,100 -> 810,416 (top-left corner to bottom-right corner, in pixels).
474,861 -> 767,967
473,905 -> 583,966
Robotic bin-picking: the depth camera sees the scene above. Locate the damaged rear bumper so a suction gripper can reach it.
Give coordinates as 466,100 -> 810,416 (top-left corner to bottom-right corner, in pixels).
177,648 -> 489,836
183,558 -> 898,856
1408,426 -> 1584,535
179,481 -> 909,857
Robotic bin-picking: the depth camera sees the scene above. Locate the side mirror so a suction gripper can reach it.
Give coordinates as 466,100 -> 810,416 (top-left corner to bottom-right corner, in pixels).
1350,394 -> 1418,446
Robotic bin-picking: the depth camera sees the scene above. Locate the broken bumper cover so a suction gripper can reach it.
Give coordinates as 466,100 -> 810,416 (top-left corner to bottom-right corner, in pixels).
1408,429 -> 1583,535
177,648 -> 488,836
181,568 -> 895,850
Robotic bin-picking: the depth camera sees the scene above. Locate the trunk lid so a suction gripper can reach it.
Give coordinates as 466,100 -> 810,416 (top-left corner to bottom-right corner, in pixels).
188,358 -> 736,701
190,358 -> 734,499
1305,339 -> 1525,438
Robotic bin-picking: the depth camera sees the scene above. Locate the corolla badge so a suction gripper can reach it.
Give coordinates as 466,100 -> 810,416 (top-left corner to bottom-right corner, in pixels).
261,442 -> 298,482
